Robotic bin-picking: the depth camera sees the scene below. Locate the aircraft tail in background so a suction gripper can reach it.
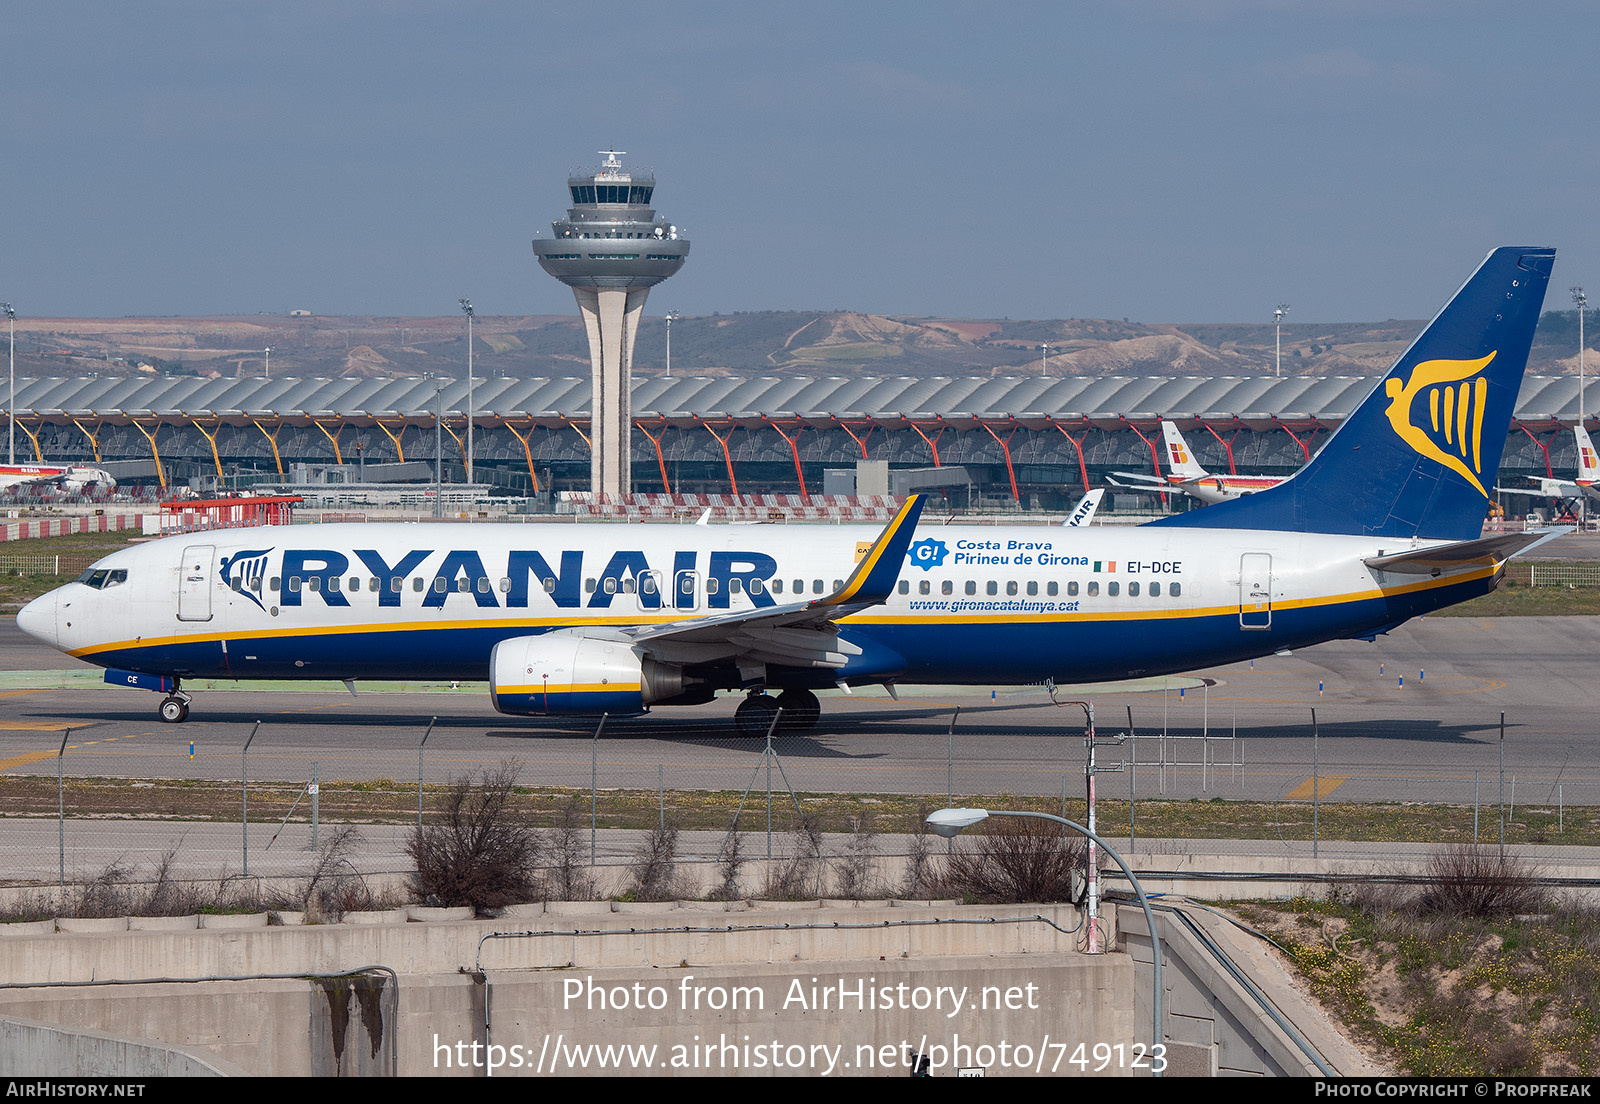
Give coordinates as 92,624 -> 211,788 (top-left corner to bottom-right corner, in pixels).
1160,421 -> 1210,481
1154,246 -> 1556,541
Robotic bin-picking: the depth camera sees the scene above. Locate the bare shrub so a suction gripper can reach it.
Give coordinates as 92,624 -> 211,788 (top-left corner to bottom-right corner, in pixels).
76,858 -> 136,918
1414,844 -> 1547,918
623,823 -> 684,902
407,764 -> 541,911
763,815 -> 826,900
543,797 -> 596,901
941,819 -> 1087,904
900,806 -> 938,900
710,828 -> 746,901
834,815 -> 878,899
298,826 -> 372,921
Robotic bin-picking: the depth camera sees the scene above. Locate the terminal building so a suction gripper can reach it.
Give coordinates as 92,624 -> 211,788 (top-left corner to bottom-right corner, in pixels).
5,372 -> 1592,510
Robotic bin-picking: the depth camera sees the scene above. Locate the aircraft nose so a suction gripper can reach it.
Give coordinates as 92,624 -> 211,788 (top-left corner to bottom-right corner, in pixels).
16,591 -> 59,648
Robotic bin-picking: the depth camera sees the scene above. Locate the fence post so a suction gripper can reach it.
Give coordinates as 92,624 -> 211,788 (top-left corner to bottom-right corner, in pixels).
57,728 -> 72,887
242,721 -> 259,877
417,717 -> 435,831
591,714 -> 608,866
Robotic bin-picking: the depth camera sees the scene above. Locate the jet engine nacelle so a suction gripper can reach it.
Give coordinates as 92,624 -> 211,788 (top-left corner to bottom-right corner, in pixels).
489,630 -> 685,716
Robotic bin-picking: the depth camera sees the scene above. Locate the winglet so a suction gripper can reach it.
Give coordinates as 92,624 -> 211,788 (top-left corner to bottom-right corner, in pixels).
814,495 -> 925,608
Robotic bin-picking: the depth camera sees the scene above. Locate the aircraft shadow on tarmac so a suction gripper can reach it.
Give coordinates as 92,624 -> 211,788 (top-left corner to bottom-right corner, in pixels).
15,702 -> 1522,750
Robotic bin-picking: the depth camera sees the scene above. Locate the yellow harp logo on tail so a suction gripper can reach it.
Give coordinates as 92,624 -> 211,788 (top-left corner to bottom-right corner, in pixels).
1382,352 -> 1497,496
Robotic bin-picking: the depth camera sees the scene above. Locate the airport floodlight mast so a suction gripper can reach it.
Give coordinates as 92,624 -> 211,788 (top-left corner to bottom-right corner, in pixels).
665,309 -> 681,378
1575,286 -> 1588,426
1274,303 -> 1290,378
3,302 -> 13,465
1039,341 -> 1052,376
264,346 -> 272,380
532,150 -> 690,496
460,298 -> 474,485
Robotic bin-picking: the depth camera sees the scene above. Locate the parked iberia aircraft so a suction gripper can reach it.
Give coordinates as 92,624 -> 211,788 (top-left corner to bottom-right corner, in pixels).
16,247 -> 1561,733
1496,425 -> 1600,508
1109,421 -> 1286,504
0,464 -> 116,494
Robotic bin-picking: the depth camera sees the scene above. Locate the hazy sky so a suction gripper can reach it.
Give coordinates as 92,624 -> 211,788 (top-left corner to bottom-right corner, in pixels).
3,1 -> 1595,324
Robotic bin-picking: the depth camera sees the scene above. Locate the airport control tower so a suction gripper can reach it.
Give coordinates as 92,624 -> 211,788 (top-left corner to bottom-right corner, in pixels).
532,151 -> 690,496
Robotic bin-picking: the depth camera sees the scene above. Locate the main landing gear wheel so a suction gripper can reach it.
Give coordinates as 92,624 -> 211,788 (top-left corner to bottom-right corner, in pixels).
158,696 -> 189,723
734,693 -> 782,738
774,689 -> 821,731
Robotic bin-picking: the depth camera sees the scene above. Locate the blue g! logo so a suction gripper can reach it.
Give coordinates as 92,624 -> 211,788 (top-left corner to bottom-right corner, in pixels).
907,538 -> 948,571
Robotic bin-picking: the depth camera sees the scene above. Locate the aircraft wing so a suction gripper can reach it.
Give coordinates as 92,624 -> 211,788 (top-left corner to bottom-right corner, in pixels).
1106,471 -> 1168,492
623,495 -> 925,669
1364,528 -> 1571,575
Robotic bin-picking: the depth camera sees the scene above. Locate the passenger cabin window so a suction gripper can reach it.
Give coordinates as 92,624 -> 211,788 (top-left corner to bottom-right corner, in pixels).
919,580 -> 931,595
1128,582 -> 1140,597
1027,581 -> 1038,596
1107,581 -> 1119,597
898,581 -> 909,595
987,581 -> 998,596
942,580 -> 953,595
1047,582 -> 1059,597
412,577 -> 424,592
772,579 -> 784,594
965,581 -> 976,596
1170,582 -> 1182,597
1087,581 -> 1099,596
1150,582 -> 1161,597
1067,581 -> 1078,596
1005,581 -> 1017,596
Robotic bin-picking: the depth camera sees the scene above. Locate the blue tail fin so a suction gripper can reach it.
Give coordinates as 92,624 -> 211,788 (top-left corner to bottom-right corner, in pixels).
1153,246 -> 1555,540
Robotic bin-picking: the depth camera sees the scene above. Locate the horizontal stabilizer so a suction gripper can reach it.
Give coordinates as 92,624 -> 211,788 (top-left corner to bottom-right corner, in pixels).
1364,528 -> 1570,574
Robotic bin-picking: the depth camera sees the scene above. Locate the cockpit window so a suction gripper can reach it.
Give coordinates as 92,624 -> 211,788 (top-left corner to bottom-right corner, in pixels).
74,568 -> 127,590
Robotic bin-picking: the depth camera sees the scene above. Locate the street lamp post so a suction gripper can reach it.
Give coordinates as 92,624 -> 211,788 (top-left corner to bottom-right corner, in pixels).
665,310 -> 680,379
1273,304 -> 1290,378
2,302 -> 13,465
434,378 -> 445,518
1574,287 -> 1588,430
926,807 -> 1164,1071
460,299 -> 474,487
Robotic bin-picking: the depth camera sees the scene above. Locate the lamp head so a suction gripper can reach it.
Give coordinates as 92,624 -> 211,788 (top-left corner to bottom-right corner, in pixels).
459,298 -> 474,317
925,808 -> 990,838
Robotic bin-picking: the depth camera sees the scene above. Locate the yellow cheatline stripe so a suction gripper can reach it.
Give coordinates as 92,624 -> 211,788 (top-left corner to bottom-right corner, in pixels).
495,683 -> 642,695
1284,776 -> 1347,800
67,562 -> 1498,657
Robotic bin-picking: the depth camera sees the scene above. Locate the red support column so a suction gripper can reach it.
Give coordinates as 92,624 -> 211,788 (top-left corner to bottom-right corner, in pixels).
1202,423 -> 1241,475
980,420 -> 1022,502
635,421 -> 673,494
764,417 -> 809,499
906,420 -> 945,467
1051,423 -> 1091,492
700,419 -> 740,496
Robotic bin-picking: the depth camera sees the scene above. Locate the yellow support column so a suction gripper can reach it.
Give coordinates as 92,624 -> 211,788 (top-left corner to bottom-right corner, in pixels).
372,420 -> 407,463
70,419 -> 103,464
312,420 -> 345,465
250,419 -> 284,477
189,419 -> 225,483
129,421 -> 168,491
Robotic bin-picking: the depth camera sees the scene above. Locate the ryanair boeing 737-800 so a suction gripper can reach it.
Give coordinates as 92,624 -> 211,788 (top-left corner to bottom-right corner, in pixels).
16,247 -> 1561,733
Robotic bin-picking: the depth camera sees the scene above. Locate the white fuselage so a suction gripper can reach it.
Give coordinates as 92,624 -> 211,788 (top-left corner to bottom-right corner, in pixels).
18,520 -> 1487,692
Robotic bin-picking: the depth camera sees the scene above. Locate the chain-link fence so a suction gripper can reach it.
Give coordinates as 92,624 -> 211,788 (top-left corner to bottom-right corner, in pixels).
7,697 -> 1598,894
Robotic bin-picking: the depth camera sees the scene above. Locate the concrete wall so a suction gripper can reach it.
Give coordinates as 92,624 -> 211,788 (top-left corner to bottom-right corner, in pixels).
0,901 -> 1140,1077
